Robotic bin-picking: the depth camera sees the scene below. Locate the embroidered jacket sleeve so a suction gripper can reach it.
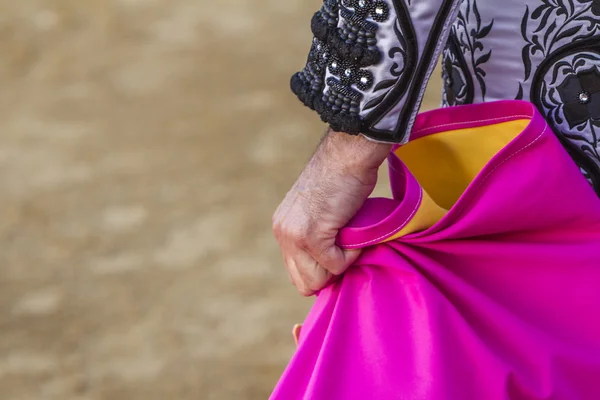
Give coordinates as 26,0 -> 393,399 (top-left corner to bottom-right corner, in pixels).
291,0 -> 463,143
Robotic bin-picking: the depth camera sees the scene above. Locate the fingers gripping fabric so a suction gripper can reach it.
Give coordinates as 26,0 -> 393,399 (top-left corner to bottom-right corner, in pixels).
291,0 -> 463,143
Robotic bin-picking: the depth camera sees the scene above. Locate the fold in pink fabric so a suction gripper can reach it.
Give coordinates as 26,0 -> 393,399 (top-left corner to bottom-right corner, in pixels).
271,101 -> 600,400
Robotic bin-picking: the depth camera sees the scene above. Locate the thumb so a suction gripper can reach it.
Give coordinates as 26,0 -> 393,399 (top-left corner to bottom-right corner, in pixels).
314,244 -> 362,276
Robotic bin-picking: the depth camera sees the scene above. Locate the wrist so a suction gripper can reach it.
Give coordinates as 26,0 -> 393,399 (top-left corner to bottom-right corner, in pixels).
318,130 -> 391,174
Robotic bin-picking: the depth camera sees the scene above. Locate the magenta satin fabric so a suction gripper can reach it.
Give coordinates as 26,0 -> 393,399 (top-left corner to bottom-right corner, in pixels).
271,101 -> 600,400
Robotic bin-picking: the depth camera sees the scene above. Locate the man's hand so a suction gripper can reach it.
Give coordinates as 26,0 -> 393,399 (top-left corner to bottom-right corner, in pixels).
273,130 -> 391,296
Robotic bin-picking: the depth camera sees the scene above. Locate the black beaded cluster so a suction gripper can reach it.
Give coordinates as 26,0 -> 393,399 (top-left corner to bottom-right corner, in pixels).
338,16 -> 379,52
296,61 -> 323,94
292,0 -> 393,135
323,78 -> 362,116
341,0 -> 390,23
340,7 -> 378,32
337,1 -> 389,52
316,0 -> 340,28
328,57 -> 374,90
291,39 -> 331,110
310,39 -> 331,69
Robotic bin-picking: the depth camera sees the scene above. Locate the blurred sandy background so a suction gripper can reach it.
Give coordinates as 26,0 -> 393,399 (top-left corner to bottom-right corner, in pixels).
0,0 -> 441,399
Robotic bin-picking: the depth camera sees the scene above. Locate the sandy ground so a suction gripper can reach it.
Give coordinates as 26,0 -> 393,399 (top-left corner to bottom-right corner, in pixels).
0,1 -> 441,399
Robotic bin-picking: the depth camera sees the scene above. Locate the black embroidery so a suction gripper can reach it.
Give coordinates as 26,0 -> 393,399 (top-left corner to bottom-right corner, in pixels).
515,83 -> 524,100
442,32 -> 475,106
531,36 -> 600,194
290,39 -> 332,111
328,58 -> 374,91
314,0 -> 339,31
292,0 -> 387,134
520,7 -> 534,81
341,0 -> 390,23
363,15 -> 417,112
453,0 -> 494,101
312,0 -> 386,68
522,1 -> 600,193
557,68 -> 600,128
363,0 -> 456,142
592,0 -> 600,15
320,57 -> 373,117
520,0 -> 600,85
291,0 -> 460,142
295,0 -> 396,134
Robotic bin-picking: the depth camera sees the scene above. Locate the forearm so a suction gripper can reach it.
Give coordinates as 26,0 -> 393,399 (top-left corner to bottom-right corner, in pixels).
314,131 -> 391,177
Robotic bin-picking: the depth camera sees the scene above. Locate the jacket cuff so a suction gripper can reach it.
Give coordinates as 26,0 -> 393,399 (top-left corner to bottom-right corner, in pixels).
291,0 -> 463,143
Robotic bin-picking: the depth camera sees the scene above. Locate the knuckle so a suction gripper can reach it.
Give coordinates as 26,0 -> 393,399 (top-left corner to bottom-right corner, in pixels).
286,226 -> 309,245
306,275 -> 327,293
273,221 -> 309,244
299,287 -> 314,297
272,221 -> 282,237
315,248 -> 333,263
294,233 -> 310,247
327,263 -> 346,275
306,283 -> 323,294
313,249 -> 339,271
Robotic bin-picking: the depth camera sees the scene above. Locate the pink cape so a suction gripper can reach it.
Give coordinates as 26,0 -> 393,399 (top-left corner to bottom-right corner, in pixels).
271,101 -> 600,399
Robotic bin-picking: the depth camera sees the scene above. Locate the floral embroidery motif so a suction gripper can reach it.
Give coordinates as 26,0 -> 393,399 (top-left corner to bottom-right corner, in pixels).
530,35 -> 600,194
520,0 -> 600,84
557,68 -> 600,128
521,0 -> 600,193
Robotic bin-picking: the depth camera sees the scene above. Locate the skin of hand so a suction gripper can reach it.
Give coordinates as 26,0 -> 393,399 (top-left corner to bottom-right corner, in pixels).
273,130 -> 392,296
